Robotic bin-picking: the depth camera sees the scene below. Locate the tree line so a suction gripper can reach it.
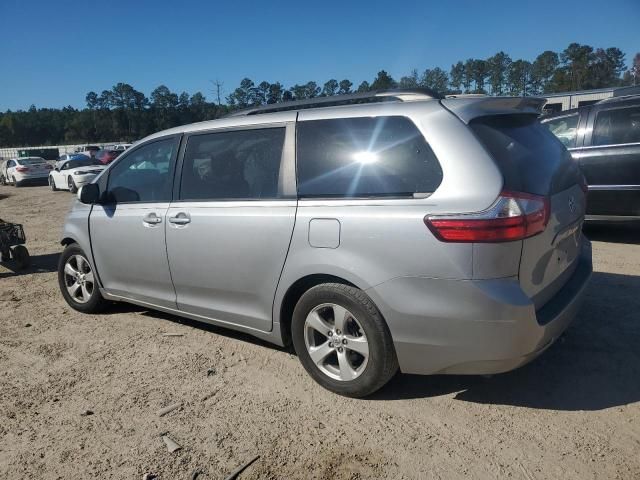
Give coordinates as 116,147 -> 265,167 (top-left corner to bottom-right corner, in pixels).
1,43 -> 638,147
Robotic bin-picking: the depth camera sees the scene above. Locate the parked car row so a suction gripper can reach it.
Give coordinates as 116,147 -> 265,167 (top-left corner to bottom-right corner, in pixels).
0,148 -> 122,191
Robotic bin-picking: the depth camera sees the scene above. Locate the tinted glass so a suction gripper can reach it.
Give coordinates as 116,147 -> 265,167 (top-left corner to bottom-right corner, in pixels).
297,116 -> 443,198
543,114 -> 579,148
107,138 -> 176,203
67,159 -> 100,169
471,115 -> 581,195
180,128 -> 285,200
593,106 -> 640,146
18,158 -> 46,165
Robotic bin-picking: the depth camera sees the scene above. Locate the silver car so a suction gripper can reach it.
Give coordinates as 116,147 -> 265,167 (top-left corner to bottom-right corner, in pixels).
57,90 -> 593,397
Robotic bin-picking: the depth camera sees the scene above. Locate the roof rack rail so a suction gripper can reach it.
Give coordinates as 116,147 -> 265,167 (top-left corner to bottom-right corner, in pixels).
228,88 -> 442,117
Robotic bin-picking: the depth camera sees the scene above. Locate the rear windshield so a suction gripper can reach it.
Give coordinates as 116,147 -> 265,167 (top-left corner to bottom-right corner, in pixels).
18,158 -> 46,165
470,115 -> 581,195
297,116 -> 443,198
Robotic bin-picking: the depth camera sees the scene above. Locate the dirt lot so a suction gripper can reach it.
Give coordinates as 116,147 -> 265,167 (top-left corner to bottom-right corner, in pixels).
0,184 -> 639,480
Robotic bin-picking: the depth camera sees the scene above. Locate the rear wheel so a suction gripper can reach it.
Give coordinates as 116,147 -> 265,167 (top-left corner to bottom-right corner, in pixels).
49,176 -> 58,191
292,283 -> 398,397
67,176 -> 77,193
58,244 -> 107,313
12,176 -> 21,188
0,174 -> 6,186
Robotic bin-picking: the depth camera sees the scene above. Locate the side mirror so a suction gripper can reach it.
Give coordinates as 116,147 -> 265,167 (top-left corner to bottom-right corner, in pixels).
78,183 -> 100,204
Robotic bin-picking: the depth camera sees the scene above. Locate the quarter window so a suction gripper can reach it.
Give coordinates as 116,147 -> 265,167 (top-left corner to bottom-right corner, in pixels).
296,116 -> 443,198
543,114 -> 579,148
593,106 -> 640,146
180,127 -> 286,201
106,137 -> 176,203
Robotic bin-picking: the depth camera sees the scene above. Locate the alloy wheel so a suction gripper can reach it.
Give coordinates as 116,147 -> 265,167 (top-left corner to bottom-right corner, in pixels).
63,254 -> 95,304
303,303 -> 369,381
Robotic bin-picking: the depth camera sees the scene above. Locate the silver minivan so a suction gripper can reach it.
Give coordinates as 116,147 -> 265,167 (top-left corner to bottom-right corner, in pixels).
58,90 -> 593,397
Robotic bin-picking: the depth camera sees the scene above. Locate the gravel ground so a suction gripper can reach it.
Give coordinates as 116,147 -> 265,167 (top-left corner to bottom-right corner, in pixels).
1,184 -> 639,480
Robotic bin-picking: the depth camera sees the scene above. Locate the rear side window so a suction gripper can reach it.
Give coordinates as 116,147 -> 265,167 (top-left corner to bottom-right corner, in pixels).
593,106 -> 640,146
470,115 -> 581,195
180,127 -> 285,201
543,114 -> 579,148
297,116 -> 443,198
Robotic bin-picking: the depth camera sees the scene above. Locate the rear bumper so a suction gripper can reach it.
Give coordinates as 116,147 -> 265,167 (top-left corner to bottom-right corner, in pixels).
366,239 -> 593,375
14,173 -> 49,184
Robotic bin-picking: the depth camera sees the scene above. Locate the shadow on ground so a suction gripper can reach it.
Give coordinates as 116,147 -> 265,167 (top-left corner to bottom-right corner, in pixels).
102,302 -> 289,353
0,252 -> 59,279
372,271 -> 640,410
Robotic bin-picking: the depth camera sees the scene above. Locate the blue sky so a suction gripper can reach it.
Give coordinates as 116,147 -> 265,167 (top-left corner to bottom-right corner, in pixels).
0,0 -> 638,111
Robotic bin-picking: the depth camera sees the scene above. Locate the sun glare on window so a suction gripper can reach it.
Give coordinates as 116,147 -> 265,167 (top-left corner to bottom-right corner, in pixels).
352,151 -> 378,164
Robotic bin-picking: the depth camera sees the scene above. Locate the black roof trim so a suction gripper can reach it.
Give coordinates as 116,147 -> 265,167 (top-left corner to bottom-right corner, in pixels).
228,88 -> 442,117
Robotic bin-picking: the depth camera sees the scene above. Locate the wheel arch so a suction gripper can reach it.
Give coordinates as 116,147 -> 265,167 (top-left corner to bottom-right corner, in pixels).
277,273 -> 360,346
60,237 -> 77,247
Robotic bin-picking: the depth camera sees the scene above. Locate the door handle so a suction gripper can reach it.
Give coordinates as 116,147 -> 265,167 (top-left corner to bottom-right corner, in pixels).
168,212 -> 191,225
143,212 -> 162,225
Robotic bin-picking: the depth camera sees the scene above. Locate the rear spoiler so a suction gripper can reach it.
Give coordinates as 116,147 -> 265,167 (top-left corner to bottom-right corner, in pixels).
440,96 -> 546,124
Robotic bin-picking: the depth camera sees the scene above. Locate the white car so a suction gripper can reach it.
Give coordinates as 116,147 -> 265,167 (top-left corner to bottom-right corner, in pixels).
0,157 -> 52,187
49,157 -> 106,193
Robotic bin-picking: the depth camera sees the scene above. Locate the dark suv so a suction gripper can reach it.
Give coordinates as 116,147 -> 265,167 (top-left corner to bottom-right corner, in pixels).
542,95 -> 640,220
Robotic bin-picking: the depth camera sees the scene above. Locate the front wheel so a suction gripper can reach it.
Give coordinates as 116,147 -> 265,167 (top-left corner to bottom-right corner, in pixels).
12,176 -> 21,188
292,283 -> 398,398
49,176 -> 58,191
58,244 -> 107,313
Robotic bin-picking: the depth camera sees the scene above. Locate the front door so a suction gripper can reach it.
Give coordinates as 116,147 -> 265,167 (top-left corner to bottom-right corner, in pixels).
165,123 -> 297,332
90,135 -> 180,308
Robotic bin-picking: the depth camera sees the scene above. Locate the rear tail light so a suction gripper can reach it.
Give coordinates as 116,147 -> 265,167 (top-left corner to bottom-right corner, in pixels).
16,166 -> 29,172
425,191 -> 550,243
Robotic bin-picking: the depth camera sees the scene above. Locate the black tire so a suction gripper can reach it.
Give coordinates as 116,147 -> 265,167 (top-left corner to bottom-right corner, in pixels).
0,248 -> 10,262
11,245 -> 30,269
58,243 -> 108,313
49,176 -> 58,191
13,176 -> 21,188
0,174 -> 6,186
68,176 -> 77,193
292,283 -> 398,398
